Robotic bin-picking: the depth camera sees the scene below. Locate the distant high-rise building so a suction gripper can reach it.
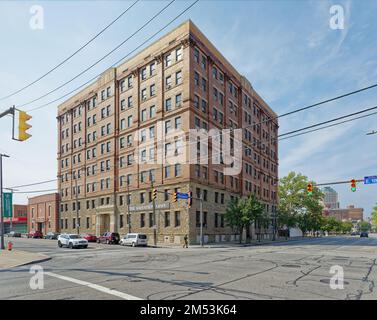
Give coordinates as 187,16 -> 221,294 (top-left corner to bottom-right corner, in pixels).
322,186 -> 339,209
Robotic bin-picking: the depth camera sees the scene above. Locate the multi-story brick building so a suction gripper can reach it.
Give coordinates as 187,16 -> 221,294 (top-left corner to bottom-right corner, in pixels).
28,193 -> 60,235
57,20 -> 278,244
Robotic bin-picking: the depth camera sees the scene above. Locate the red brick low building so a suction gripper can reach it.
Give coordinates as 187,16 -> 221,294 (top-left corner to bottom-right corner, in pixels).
28,193 -> 60,234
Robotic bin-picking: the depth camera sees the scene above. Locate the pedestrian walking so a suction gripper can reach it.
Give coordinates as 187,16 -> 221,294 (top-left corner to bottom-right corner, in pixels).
183,234 -> 188,248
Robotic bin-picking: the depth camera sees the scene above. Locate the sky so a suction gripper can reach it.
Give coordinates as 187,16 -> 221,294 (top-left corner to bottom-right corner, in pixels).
0,0 -> 376,217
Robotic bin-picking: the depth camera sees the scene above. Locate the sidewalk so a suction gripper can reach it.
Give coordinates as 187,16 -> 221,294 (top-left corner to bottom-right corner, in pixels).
155,236 -> 307,249
0,249 -> 50,269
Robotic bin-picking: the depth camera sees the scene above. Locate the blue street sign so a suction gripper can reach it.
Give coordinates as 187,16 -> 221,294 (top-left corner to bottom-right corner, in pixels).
364,176 -> 377,185
177,192 -> 189,200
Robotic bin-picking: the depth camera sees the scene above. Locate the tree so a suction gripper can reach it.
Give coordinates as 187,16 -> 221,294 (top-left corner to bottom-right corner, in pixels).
321,216 -> 341,234
278,171 -> 324,236
358,221 -> 371,232
242,194 -> 265,240
341,221 -> 353,234
224,198 -> 245,243
370,205 -> 377,227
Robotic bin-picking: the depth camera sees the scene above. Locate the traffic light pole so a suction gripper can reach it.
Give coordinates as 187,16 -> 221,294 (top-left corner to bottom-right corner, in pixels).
151,181 -> 156,247
0,154 -> 10,250
199,192 -> 203,247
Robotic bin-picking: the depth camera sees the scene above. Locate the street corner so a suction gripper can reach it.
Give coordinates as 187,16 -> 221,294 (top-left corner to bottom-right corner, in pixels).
0,249 -> 50,269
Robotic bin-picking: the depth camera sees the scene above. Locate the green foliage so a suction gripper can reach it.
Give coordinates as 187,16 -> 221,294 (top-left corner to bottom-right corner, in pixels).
370,205 -> 377,226
358,220 -> 371,232
224,194 -> 269,242
277,171 -> 324,234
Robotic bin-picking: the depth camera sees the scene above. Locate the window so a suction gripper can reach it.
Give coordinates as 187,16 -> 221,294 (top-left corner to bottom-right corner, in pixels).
165,166 -> 171,178
149,213 -> 154,228
166,76 -> 172,88
215,212 -> 219,228
165,98 -> 172,111
174,211 -> 181,227
150,105 -> 156,118
127,115 -> 133,127
140,192 -> 145,204
165,53 -> 172,67
175,94 -> 182,107
128,96 -> 133,108
120,99 -> 126,110
119,215 -> 124,228
150,62 -> 156,76
175,116 -> 181,129
149,126 -> 155,138
176,47 -> 182,61
140,213 -> 145,228
194,72 -> 199,86
201,55 -> 207,70
141,109 -> 147,122
165,120 -> 172,134
176,71 -> 182,85
127,76 -> 133,88
194,95 -> 199,109
141,67 -> 147,80
202,78 -> 207,92
150,84 -> 156,96
141,88 -> 147,100
164,212 -> 170,227
175,163 -> 181,177
194,48 -> 199,63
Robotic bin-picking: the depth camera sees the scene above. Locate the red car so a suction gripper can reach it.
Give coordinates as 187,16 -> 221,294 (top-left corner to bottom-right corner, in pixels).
28,230 -> 43,239
81,233 -> 97,242
97,232 -> 120,244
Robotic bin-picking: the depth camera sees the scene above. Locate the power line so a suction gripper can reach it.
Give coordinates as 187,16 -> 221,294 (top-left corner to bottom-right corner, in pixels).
0,0 -> 140,101
18,0 -> 176,109
26,0 -> 200,112
279,111 -> 377,141
7,178 -> 58,189
13,188 -> 57,194
278,104 -> 377,138
245,82 -> 377,130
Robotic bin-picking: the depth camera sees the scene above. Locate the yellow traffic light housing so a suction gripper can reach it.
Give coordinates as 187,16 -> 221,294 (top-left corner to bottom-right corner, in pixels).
307,183 -> 313,196
172,192 -> 177,202
18,110 -> 32,141
152,188 -> 157,200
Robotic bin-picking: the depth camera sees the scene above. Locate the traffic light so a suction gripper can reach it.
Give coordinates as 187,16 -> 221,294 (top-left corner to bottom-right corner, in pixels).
18,110 -> 32,141
307,183 -> 313,196
187,191 -> 192,208
172,192 -> 177,202
152,188 -> 157,200
351,179 -> 357,192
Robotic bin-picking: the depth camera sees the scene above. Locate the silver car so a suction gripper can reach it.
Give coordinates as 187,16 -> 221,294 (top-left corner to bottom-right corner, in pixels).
120,233 -> 148,247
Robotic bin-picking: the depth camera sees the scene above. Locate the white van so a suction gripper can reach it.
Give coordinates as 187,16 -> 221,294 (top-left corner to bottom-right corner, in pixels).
120,233 -> 148,247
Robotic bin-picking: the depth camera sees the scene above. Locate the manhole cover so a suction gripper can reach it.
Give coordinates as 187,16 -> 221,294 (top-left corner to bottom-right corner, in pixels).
281,264 -> 301,268
320,279 -> 349,285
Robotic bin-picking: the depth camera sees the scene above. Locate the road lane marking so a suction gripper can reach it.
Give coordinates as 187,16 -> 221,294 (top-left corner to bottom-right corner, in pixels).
45,272 -> 142,300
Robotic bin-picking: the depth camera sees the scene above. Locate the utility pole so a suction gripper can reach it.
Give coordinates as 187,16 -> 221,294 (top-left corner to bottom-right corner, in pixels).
127,182 -> 131,233
75,178 -> 79,234
0,154 -> 10,250
151,180 -> 156,247
199,191 -> 203,247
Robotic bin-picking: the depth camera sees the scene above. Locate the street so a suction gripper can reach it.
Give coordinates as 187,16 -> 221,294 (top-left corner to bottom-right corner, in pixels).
0,236 -> 376,300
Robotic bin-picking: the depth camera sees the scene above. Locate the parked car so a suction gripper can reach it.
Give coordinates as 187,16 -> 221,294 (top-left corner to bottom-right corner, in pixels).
97,232 -> 120,244
360,232 -> 369,238
7,231 -> 21,237
58,234 -> 88,249
120,233 -> 148,247
81,233 -> 97,242
27,230 -> 43,239
44,232 -> 60,240
351,232 -> 358,236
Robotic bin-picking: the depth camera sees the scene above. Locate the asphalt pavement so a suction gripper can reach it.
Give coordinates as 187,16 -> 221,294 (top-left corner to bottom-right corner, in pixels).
0,235 -> 376,300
